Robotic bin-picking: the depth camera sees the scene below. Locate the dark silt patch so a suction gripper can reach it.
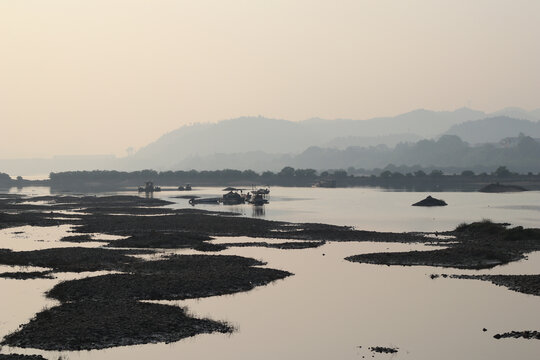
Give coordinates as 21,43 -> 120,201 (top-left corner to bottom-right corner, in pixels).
0,354 -> 48,360
450,274 -> 540,297
347,220 -> 540,269
0,271 -> 54,280
370,346 -> 398,353
220,240 -> 325,250
60,234 -> 109,243
107,231 -> 214,249
1,300 -> 231,351
494,331 -> 540,340
73,211 -> 425,243
48,255 -> 292,302
345,246 -> 515,270
2,253 -> 291,350
411,195 -> 447,206
0,247 -> 148,273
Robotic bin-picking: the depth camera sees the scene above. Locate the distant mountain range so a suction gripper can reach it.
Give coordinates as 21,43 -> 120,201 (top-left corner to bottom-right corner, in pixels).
173,134 -> 540,173
444,116 -> 540,144
2,107 -> 540,176
131,107 -> 488,169
489,107 -> 540,121
129,107 -> 540,170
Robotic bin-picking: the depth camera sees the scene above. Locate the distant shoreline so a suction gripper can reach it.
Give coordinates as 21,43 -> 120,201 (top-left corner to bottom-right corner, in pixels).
2,169 -> 540,192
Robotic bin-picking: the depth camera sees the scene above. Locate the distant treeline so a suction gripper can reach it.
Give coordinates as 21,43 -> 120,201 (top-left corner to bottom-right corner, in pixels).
2,165 -> 539,192
41,165 -> 540,191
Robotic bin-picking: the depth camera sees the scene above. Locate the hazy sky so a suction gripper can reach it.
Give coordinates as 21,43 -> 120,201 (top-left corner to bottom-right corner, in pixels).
1,0 -> 539,158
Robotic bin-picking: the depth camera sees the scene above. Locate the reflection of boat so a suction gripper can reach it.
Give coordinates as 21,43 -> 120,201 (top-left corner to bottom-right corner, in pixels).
252,205 -> 265,217
138,181 -> 161,193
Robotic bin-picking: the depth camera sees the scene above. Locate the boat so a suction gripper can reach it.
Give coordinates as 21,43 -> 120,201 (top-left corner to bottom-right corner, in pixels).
189,190 -> 245,206
178,184 -> 192,191
253,187 -> 270,195
189,197 -> 221,205
221,191 -> 245,205
248,192 -> 268,206
138,181 -> 161,193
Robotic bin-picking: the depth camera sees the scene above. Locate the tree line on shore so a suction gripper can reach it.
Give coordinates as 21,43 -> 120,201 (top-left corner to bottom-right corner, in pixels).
0,165 -> 536,191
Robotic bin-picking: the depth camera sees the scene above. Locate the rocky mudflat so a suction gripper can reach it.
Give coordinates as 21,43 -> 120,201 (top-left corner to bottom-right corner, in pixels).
450,274 -> 540,297
0,354 -> 48,360
2,194 -> 540,351
493,331 -> 540,340
347,220 -> 540,269
2,300 -> 231,351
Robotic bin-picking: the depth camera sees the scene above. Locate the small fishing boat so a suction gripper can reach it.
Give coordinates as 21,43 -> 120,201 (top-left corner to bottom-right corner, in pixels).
248,192 -> 268,206
253,187 -> 270,195
189,197 -> 221,205
138,181 -> 161,193
221,191 -> 245,205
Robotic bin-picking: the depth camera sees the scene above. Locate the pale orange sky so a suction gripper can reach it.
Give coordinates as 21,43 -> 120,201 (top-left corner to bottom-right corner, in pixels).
1,0 -> 539,158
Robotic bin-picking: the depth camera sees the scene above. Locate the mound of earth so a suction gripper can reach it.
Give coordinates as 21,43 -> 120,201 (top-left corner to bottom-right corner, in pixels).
412,195 -> 447,206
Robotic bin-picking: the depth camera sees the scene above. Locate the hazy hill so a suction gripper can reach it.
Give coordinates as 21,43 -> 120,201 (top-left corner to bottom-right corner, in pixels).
302,107 -> 485,138
134,117 -> 321,168
177,151 -> 290,172
131,108 -> 486,169
172,135 -> 540,173
489,107 -> 540,121
444,116 -> 540,144
323,133 -> 422,149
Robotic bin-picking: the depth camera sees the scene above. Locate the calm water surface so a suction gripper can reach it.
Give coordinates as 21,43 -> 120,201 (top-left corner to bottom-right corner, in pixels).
1,186 -> 540,359
156,186 -> 540,231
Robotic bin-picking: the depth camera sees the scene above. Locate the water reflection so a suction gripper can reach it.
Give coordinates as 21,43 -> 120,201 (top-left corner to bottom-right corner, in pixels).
144,191 -> 154,199
252,206 -> 265,217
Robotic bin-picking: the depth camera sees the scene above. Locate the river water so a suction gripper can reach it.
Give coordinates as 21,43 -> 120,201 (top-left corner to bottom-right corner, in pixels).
1,186 -> 540,359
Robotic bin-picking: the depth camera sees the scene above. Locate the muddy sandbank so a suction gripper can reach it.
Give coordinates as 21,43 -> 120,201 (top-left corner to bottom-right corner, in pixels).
347,220 -> 540,269
48,254 -> 291,302
219,240 -> 325,250
2,254 -> 289,351
1,300 -> 230,351
0,354 -> 48,360
74,211 -> 424,244
449,274 -> 540,297
411,195 -> 447,206
370,346 -> 398,353
60,235 -> 109,243
0,270 -> 54,280
0,247 -> 148,272
107,231 -> 213,249
493,331 -> 540,340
